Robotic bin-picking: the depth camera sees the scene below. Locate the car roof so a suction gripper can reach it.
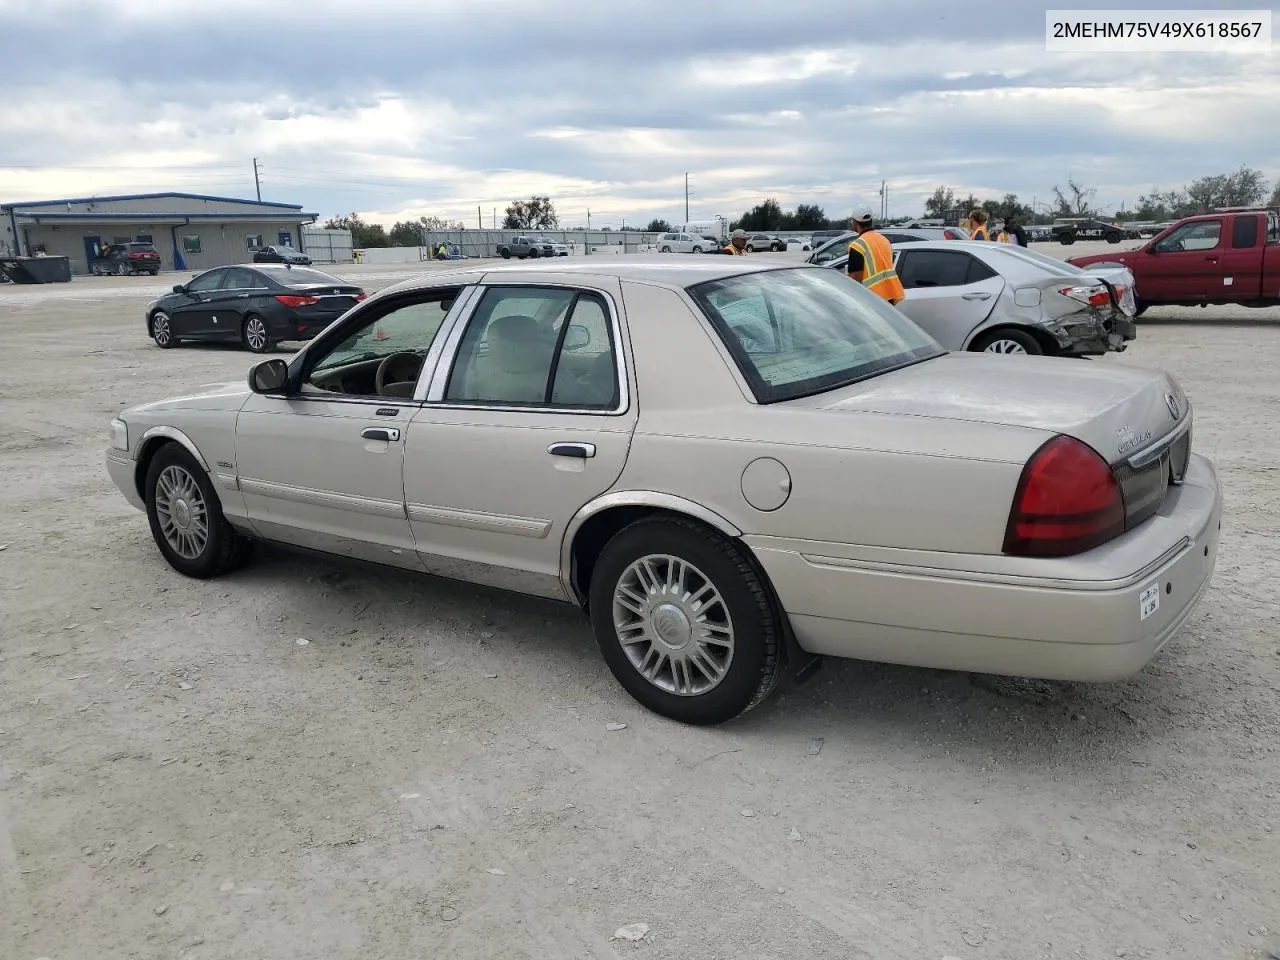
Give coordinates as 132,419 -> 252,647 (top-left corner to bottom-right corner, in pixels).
379,256 -> 802,296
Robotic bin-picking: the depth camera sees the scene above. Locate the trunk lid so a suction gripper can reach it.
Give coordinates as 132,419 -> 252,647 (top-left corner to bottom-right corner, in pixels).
796,353 -> 1188,467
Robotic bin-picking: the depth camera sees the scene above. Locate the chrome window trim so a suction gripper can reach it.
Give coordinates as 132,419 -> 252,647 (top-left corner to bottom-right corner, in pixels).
411,285 -> 484,402
423,281 -> 632,417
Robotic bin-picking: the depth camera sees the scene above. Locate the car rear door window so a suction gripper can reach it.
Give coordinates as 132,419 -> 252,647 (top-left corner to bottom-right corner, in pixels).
1232,216 -> 1259,249
965,257 -> 997,283
896,250 -> 973,289
445,287 -> 618,409
220,267 -> 257,289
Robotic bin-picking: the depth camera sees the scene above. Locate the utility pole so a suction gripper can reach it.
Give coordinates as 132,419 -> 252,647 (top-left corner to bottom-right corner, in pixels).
477,205 -> 481,229
684,172 -> 690,225
492,208 -> 496,229
253,158 -> 261,201
587,209 -> 591,229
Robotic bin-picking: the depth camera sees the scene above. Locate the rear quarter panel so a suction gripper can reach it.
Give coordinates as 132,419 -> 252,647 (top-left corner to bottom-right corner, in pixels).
615,280 -> 1046,555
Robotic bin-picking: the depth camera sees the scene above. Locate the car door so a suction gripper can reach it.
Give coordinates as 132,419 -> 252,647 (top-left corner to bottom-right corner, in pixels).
1221,214 -> 1262,299
894,249 -> 1004,348
1145,218 -> 1224,300
233,286 -> 469,569
169,269 -> 228,338
404,279 -> 636,600
203,266 -> 258,341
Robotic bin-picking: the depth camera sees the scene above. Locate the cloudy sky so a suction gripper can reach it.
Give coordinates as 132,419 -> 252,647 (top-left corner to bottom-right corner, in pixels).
2,0 -> 1277,227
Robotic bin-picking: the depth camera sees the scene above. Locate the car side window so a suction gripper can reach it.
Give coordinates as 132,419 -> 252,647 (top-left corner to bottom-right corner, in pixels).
896,251 -> 972,289
1231,216 -> 1258,249
186,270 -> 226,293
1156,220 -> 1221,253
220,267 -> 256,289
305,290 -> 461,397
444,287 -> 617,409
965,257 -> 997,283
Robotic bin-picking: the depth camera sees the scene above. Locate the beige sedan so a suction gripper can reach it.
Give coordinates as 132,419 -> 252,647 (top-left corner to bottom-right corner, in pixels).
106,258 -> 1221,725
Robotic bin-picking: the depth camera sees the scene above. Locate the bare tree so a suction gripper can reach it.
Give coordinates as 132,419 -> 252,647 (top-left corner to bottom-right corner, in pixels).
1051,178 -> 1096,217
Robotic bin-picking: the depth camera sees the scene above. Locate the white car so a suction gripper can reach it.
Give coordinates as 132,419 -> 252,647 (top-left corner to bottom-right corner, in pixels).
655,232 -> 711,254
785,237 -> 813,252
106,258 -> 1219,726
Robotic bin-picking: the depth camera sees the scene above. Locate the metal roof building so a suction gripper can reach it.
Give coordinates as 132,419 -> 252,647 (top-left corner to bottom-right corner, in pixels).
1,192 -> 319,274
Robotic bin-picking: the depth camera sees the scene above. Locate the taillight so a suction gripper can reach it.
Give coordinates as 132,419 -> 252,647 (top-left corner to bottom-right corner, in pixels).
1003,435 -> 1124,557
1058,283 -> 1110,309
275,294 -> 319,308
354,292 -> 367,301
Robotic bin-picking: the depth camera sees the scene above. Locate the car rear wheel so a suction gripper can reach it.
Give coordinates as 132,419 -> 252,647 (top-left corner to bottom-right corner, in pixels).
588,516 -> 785,725
971,328 -> 1043,355
501,249 -> 511,259
1105,231 -> 1122,244
145,444 -> 253,579
116,262 -> 130,276
242,314 -> 272,353
151,311 -> 175,348
746,244 -> 756,253
660,246 -> 671,253
1059,233 -> 1076,245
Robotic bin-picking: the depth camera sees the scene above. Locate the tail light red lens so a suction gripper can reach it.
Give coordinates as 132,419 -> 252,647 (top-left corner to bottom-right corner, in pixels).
355,292 -> 367,301
1058,284 -> 1111,309
275,294 -> 319,308
1003,435 -> 1124,557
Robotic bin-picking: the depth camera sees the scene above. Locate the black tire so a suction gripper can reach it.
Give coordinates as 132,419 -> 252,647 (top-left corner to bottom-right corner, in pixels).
1134,301 -> 1149,318
529,249 -> 539,258
588,516 -> 785,725
242,314 -> 272,353
144,444 -> 253,579
660,246 -> 671,253
501,249 -> 511,259
691,246 -> 703,254
746,244 -> 756,253
149,269 -> 160,275
971,328 -> 1044,355
1059,233 -> 1076,245
151,311 -> 176,348
1105,231 -> 1122,244
116,261 -> 130,276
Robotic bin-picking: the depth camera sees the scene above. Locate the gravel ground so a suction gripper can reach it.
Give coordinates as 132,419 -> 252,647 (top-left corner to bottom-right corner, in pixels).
1,244 -> 1277,960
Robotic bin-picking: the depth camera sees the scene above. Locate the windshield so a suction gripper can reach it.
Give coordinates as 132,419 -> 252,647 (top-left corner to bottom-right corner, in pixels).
689,267 -> 943,403
809,234 -> 854,264
993,246 -> 1088,275
255,265 -> 344,285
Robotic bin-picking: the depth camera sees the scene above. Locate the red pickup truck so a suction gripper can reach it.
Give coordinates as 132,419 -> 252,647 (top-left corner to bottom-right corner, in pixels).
1069,208 -> 1280,315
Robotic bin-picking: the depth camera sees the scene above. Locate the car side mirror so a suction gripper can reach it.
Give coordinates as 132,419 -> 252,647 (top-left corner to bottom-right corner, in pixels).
248,358 -> 290,394
564,324 -> 591,350
172,284 -> 186,294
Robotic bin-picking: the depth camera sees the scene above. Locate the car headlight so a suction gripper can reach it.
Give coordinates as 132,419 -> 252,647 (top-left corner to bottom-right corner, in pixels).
110,418 -> 129,452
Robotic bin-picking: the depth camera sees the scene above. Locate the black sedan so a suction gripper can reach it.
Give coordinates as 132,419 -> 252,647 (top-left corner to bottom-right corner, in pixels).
252,245 -> 312,265
146,264 -> 365,353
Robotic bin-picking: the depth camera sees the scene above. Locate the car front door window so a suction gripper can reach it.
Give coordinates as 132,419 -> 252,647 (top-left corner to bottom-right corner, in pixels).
1156,220 -> 1222,252
306,291 -> 460,397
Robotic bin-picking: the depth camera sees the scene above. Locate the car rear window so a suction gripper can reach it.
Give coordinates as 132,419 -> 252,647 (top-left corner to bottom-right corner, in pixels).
254,266 -> 343,285
1232,216 -> 1259,249
689,267 -> 943,403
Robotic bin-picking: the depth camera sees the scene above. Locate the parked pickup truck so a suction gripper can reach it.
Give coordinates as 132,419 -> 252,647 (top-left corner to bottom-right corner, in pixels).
496,236 -> 555,259
1070,208 -> 1280,315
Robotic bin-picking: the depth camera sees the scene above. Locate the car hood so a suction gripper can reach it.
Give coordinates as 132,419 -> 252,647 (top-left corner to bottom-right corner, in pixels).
790,353 -> 1186,465
125,380 -> 251,416
1068,251 -> 1145,269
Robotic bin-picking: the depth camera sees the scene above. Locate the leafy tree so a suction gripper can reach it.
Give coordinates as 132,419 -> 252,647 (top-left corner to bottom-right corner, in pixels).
1185,166 -> 1266,213
787,204 -> 829,230
978,193 -> 1034,224
734,198 -> 785,231
322,212 -> 388,247
922,186 -> 957,219
1269,182 -> 1280,210
1051,178 -> 1096,217
388,220 -> 425,247
644,218 -> 673,232
503,196 -> 559,230
419,215 -> 465,230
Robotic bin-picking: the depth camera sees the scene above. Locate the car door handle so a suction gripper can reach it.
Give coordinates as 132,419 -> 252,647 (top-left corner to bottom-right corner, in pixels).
1204,256 -> 1219,263
362,427 -> 400,442
547,442 -> 596,459
961,292 -> 992,300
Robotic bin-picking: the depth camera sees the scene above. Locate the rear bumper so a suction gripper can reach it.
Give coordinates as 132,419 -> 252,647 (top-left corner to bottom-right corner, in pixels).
749,454 -> 1221,682
1052,312 -> 1137,355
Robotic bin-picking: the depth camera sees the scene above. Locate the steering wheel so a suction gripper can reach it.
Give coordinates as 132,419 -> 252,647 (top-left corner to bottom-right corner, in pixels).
374,352 -> 424,396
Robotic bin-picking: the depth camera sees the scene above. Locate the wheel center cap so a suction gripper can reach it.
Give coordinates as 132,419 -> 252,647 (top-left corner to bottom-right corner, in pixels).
172,498 -> 191,529
651,602 -> 692,649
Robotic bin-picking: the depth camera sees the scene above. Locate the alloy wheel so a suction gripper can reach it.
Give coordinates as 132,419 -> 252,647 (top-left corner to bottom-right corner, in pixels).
154,464 -> 209,560
983,338 -> 1028,354
152,313 -> 172,346
612,554 -> 735,696
244,316 -> 269,352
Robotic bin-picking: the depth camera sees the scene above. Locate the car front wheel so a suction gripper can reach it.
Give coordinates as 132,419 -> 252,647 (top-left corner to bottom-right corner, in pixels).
588,516 -> 785,725
144,444 -> 253,578
242,314 -> 272,353
151,311 -> 175,348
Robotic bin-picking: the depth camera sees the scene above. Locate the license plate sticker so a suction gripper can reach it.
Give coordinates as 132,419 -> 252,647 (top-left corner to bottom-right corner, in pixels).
1139,583 -> 1160,621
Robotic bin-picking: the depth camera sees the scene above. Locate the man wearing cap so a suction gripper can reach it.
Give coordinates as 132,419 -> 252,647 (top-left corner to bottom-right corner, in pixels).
722,229 -> 748,255
846,211 -> 905,305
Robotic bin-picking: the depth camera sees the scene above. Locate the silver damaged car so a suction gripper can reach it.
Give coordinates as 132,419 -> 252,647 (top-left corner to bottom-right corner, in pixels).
107,258 -> 1220,725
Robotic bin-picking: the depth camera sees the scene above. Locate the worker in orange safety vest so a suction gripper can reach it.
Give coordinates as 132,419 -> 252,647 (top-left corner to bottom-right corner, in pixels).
846,211 -> 905,305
